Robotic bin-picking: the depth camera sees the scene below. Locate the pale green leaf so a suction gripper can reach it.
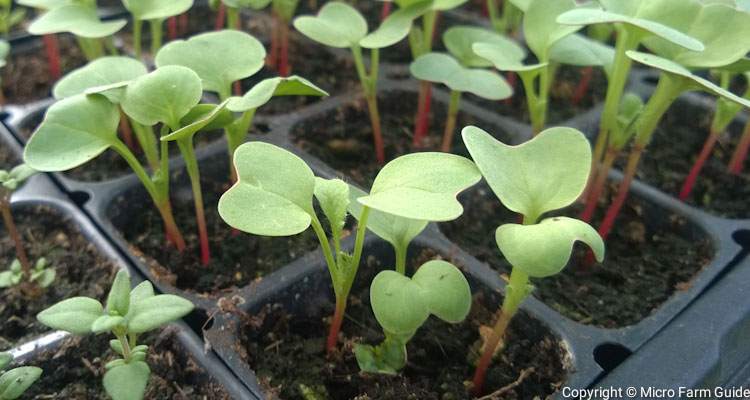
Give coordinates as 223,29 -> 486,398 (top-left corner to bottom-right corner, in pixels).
410,52 -> 512,100
16,0 -> 69,10
122,0 -> 193,20
523,0 -> 580,61
53,57 -> 147,103
0,367 -> 42,400
462,126 -> 591,221
472,42 -> 545,73
127,295 -> 194,333
106,270 -> 131,316
549,33 -> 614,72
411,260 -> 471,323
223,0 -> 272,9
37,297 -> 104,334
24,94 -> 120,172
496,217 -> 604,278
103,361 -> 150,400
293,2 -> 367,48
91,315 -> 125,333
443,26 -> 516,67
314,177 -> 349,240
161,100 -> 231,142
28,4 -> 126,38
218,142 -> 315,236
360,1 -> 428,49
227,76 -> 328,112
369,270 -> 430,335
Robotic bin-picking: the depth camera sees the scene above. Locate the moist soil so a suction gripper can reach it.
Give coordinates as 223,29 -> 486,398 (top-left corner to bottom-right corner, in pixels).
0,205 -> 118,348
239,248 -> 569,399
628,99 -> 750,219
2,35 -> 87,105
115,158 -> 321,296
292,90 -> 513,187
0,140 -> 19,169
19,114 -> 226,182
19,327 -> 231,399
440,184 -> 713,329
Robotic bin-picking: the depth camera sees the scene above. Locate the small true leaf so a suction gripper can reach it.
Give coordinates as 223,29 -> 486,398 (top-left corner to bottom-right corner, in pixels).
314,177 -> 350,239
0,353 -> 11,370
106,270 -> 131,316
0,367 -> 42,400
357,152 -> 481,221
161,100 -> 231,142
91,315 -> 125,333
218,142 -> 315,236
127,295 -> 194,333
103,361 -> 150,400
37,297 -> 104,334
496,217 -> 604,278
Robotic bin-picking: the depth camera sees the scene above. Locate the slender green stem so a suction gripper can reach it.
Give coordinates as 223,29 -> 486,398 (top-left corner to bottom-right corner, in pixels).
0,193 -> 31,274
133,18 -> 143,59
422,10 -> 436,52
441,90 -> 462,152
395,241 -> 408,275
310,213 -> 339,287
346,206 -> 370,294
116,332 -> 132,361
110,140 -> 159,202
226,7 -> 240,29
351,45 -> 372,97
129,117 -> 159,171
487,0 -> 501,31
519,71 -> 540,133
149,19 -> 163,56
76,36 -> 104,60
177,138 -> 211,265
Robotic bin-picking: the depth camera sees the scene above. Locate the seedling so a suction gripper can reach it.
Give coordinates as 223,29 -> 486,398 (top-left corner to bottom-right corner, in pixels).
474,0 -> 614,134
121,0 -> 194,58
0,352 -> 42,400
294,1 -> 427,164
0,164 -> 54,295
26,1 -> 126,60
461,125 -> 604,395
37,269 -> 194,400
218,142 -> 479,354
563,2 -> 750,239
410,26 -> 512,151
155,30 -> 327,180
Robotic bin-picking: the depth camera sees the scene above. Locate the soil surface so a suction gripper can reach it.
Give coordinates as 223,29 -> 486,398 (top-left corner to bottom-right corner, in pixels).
440,184 -> 714,328
114,157 -> 321,296
0,205 -> 118,348
2,35 -> 87,105
0,140 -> 19,169
19,327 -> 232,399
292,90 -> 515,187
629,99 -> 750,219
238,248 -> 569,399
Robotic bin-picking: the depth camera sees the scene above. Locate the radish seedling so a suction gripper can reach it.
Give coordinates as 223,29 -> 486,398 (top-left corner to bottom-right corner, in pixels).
218,142 -> 479,354
37,269 -> 194,400
26,1 -> 126,60
121,0 -> 194,59
461,125 -> 604,395
0,164 -> 54,295
294,1 -> 426,164
410,26 -> 512,152
0,353 -> 41,400
474,0 -> 614,134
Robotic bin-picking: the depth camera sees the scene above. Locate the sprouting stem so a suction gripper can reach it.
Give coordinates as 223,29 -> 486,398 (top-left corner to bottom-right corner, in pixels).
129,117 -> 160,171
351,46 -> 385,163
440,90 -> 462,152
177,138 -> 211,265
150,19 -> 163,56
728,119 -> 750,174
115,331 -> 132,361
0,193 -> 31,274
226,7 -> 239,30
42,34 -> 62,80
133,18 -> 143,59
226,109 -> 256,181
580,147 -> 617,222
395,240 -> 408,275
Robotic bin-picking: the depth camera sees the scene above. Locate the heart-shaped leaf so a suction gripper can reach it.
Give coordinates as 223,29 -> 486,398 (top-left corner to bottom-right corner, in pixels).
443,26 -> 516,67
29,4 -> 126,38
161,100 -> 231,142
0,367 -> 42,400
37,297 -> 104,334
123,0 -> 193,20
121,65 -> 203,129
496,217 -> 604,278
357,152 -> 481,221
127,294 -> 194,333
627,51 -> 750,109
103,361 -> 150,400
24,94 -> 120,172
556,1 -> 704,52
155,30 -> 266,97
523,0 -> 581,61
410,52 -> 512,100
348,186 -> 428,251
53,57 -> 147,103
293,2 -> 368,48
462,126 -> 591,221
370,260 -> 470,335
227,76 -> 328,112
641,2 -> 750,68
218,142 -> 316,236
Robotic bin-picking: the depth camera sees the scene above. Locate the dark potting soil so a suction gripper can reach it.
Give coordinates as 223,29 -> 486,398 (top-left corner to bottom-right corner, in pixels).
629,101 -> 750,219
0,206 -> 118,348
115,160 -> 321,296
440,184 -> 713,329
20,113 -> 226,182
291,90 -> 513,187
0,142 -> 19,170
239,249 -> 568,400
1,35 -> 86,105
19,327 -> 231,399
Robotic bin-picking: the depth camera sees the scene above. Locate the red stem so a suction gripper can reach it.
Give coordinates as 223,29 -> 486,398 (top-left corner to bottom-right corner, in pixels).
366,95 -> 386,164
158,201 -> 186,252
580,148 -> 617,222
167,17 -> 178,40
215,3 -> 226,31
572,66 -> 593,106
472,309 -> 512,396
326,297 -> 346,354
119,111 -> 136,151
42,35 -> 61,81
279,22 -> 290,76
196,200 -> 210,266
267,12 -> 280,71
728,120 -> 750,174
679,129 -> 720,201
179,13 -> 188,35
1,195 -> 31,275
380,1 -> 392,20
412,82 -> 433,147
598,145 -> 644,240
504,72 -> 516,105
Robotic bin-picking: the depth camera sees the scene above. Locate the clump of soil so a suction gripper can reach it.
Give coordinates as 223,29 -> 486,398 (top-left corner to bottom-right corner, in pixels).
239,248 -> 569,399
630,99 -> 750,219
114,157 -> 321,296
0,205 -> 118,348
19,327 -> 232,399
440,184 -> 713,328
2,35 -> 87,104
292,90 -> 514,187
